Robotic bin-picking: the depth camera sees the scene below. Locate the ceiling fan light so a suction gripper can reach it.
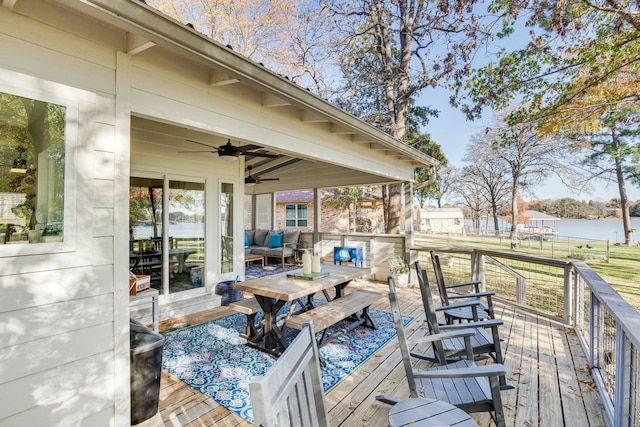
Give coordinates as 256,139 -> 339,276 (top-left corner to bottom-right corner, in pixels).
218,152 -> 238,161
245,181 -> 256,186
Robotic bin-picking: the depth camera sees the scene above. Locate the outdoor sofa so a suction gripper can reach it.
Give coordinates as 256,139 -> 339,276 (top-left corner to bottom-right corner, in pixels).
244,229 -> 301,267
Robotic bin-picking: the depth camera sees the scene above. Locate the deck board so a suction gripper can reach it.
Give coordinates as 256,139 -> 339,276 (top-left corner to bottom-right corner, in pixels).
156,279 -> 608,427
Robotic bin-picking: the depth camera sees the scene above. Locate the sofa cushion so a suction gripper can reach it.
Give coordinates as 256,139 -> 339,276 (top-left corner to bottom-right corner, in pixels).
254,229 -> 269,247
268,231 -> 283,248
282,230 -> 300,247
265,246 -> 295,257
250,246 -> 269,256
245,229 -> 255,246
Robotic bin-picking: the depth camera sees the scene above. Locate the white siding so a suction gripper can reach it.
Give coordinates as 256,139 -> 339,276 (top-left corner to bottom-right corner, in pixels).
0,4 -> 124,426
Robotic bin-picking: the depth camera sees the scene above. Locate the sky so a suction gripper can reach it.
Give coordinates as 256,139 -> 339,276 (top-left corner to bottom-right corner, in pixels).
411,17 -> 640,204
419,88 -> 640,203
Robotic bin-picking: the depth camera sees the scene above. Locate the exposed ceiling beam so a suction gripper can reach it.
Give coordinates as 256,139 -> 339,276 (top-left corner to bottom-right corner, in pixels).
126,32 -> 156,55
262,93 -> 291,108
1,0 -> 18,10
209,69 -> 240,86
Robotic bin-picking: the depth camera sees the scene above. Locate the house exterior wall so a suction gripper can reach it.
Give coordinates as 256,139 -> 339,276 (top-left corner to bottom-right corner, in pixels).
0,4 -> 127,426
0,1 -> 427,426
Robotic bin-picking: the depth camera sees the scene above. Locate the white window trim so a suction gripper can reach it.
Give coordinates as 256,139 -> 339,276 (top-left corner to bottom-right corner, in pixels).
0,69 -> 80,257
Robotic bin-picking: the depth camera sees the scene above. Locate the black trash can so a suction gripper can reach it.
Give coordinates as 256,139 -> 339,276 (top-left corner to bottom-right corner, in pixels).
130,319 -> 164,425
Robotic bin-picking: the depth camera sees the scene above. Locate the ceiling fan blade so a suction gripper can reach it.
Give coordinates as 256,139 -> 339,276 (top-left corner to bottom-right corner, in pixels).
177,150 -> 215,153
244,152 -> 279,159
185,139 -> 218,150
258,178 -> 280,181
236,144 -> 263,152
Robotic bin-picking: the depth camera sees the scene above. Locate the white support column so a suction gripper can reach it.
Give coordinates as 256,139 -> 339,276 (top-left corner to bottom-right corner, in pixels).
313,187 -> 321,255
403,182 -> 415,282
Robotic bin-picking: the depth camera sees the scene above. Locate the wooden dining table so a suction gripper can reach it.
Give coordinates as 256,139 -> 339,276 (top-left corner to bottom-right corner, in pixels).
233,263 -> 371,356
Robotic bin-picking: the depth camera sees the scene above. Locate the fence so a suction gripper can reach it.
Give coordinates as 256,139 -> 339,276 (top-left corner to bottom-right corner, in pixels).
413,246 -> 640,427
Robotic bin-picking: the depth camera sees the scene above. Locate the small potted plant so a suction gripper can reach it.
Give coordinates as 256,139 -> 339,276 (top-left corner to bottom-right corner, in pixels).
388,255 -> 410,287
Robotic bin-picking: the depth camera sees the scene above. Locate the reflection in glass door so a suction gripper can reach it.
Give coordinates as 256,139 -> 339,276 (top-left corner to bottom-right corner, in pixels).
168,180 -> 205,293
129,177 -> 205,295
129,177 -> 164,292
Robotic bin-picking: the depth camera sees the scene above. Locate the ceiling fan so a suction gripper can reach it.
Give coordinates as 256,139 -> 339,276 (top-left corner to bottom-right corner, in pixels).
179,139 -> 279,160
245,165 -> 280,185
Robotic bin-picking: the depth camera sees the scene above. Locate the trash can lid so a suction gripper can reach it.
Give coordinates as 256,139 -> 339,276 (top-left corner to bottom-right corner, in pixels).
130,320 -> 164,354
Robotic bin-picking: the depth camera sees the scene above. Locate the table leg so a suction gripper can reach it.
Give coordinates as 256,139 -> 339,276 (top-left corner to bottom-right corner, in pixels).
247,296 -> 288,356
333,280 -> 352,299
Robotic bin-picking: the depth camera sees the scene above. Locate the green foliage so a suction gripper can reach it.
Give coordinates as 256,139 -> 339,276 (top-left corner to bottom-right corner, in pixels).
388,255 -> 409,274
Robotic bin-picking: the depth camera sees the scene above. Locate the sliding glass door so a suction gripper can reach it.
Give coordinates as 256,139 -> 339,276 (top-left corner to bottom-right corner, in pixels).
129,175 -> 205,296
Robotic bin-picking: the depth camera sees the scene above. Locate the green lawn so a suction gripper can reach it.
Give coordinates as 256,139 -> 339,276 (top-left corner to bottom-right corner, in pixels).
414,233 -> 640,311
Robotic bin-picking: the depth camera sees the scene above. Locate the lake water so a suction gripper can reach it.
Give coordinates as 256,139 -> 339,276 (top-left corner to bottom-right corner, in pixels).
470,218 -> 640,242
132,223 -> 204,239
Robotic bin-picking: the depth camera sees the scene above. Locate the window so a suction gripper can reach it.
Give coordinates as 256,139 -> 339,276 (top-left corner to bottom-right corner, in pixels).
286,203 -> 307,227
0,91 -> 66,245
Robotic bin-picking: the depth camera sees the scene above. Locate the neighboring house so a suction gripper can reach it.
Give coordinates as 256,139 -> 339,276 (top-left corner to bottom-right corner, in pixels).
415,207 -> 465,234
0,1 -> 436,426
272,190 -> 383,233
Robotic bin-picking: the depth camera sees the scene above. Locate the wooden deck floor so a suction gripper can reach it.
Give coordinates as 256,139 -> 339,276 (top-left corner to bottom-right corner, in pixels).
157,279 -> 608,427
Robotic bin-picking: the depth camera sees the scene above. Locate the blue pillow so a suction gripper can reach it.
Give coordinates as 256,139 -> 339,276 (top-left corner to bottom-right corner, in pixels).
268,232 -> 283,248
244,234 -> 249,247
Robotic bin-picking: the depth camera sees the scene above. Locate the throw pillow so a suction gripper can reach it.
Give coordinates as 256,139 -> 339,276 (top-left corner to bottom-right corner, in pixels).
268,232 -> 283,248
244,234 -> 249,247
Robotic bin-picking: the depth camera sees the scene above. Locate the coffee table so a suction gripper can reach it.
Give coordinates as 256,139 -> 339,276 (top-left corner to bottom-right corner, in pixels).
245,253 -> 264,267
388,397 -> 478,426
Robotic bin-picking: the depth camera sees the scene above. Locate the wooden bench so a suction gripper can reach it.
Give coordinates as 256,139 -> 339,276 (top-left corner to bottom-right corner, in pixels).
285,290 -> 381,347
229,297 -> 262,338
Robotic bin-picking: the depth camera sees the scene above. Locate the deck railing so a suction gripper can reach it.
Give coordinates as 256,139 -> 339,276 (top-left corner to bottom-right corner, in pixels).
413,246 -> 640,427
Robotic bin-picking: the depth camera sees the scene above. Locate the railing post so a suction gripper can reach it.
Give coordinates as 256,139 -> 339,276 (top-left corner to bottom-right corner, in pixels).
574,266 -> 583,328
477,252 -> 486,292
564,264 -> 573,326
613,326 -> 630,427
591,292 -> 602,372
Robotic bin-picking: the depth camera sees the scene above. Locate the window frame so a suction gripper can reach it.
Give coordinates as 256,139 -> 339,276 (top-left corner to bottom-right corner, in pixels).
0,70 -> 78,256
285,203 -> 308,228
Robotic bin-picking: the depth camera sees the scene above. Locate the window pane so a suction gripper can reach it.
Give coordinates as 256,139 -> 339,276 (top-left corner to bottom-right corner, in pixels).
297,204 -> 307,220
286,219 -> 295,227
0,91 -> 66,244
286,204 -> 295,219
129,177 -> 164,292
169,180 -> 205,292
221,182 -> 233,274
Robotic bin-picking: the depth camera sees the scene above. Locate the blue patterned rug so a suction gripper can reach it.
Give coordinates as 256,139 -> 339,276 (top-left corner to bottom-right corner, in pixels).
244,263 -> 299,280
162,304 -> 412,423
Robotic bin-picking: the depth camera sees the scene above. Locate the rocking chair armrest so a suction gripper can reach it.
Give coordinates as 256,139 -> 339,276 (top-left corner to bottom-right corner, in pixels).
447,291 -> 495,299
414,364 -> 506,379
411,328 -> 477,344
440,318 -> 504,330
446,280 -> 482,291
435,300 -> 482,311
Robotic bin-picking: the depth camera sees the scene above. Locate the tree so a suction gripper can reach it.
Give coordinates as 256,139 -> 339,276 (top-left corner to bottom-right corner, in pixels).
450,166 -> 488,233
567,107 -> 640,244
328,187 -> 366,233
482,113 -> 567,239
326,0 -> 496,233
148,0 -> 336,95
463,138 -> 511,235
462,0 -> 640,126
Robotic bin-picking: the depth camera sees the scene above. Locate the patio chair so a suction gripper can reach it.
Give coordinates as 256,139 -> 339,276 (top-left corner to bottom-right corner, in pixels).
414,261 -> 513,390
249,320 -> 329,427
430,251 -> 496,322
377,276 -> 507,427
